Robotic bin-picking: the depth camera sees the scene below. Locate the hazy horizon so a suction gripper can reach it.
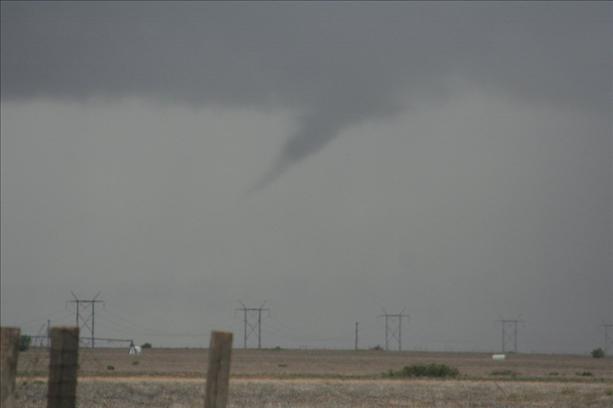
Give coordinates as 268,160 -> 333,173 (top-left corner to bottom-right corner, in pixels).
1,1 -> 611,354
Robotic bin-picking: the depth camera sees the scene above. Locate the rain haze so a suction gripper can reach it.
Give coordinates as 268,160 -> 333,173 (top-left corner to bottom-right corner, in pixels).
1,1 -> 611,353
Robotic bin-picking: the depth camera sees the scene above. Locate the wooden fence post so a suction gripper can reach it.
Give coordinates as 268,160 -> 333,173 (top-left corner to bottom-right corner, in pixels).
0,327 -> 21,408
47,327 -> 79,408
204,331 -> 233,408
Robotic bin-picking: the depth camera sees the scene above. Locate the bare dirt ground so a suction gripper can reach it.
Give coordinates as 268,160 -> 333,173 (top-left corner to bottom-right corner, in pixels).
15,348 -> 613,407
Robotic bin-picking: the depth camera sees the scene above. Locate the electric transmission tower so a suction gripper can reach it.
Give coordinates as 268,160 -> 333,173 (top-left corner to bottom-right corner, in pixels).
498,317 -> 524,353
602,324 -> 613,355
378,309 -> 410,351
68,291 -> 104,348
236,301 -> 269,349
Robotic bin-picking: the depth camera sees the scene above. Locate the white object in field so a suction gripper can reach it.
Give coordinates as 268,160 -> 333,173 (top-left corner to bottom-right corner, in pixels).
129,345 -> 142,355
492,354 -> 506,360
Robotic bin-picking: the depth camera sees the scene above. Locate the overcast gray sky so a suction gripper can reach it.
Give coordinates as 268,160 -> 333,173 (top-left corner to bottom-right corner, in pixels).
1,1 -> 611,353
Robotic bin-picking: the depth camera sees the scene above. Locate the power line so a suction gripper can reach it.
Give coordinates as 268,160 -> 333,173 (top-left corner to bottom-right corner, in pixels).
17,309 -> 74,330
97,313 -> 210,338
262,321 -> 350,344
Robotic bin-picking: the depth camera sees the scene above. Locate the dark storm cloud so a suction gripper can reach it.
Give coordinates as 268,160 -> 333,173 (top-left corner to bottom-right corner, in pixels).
1,2 -> 610,187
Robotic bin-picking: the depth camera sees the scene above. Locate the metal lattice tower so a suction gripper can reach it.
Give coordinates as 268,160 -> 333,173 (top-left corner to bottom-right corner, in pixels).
236,302 -> 269,349
68,291 -> 104,348
498,318 -> 523,353
602,324 -> 613,355
379,309 -> 410,351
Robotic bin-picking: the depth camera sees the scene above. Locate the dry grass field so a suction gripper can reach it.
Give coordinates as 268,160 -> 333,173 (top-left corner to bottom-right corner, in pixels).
14,348 -> 613,407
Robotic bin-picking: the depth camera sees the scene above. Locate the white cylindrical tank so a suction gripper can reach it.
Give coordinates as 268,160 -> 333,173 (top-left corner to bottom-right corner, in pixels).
492,354 -> 506,360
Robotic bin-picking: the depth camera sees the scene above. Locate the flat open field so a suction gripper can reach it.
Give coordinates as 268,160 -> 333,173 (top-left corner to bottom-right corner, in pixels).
15,348 -> 613,407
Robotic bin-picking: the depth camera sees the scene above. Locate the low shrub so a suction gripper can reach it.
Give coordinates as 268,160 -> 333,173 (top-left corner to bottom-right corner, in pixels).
19,335 -> 32,352
591,348 -> 605,358
385,363 -> 459,378
141,342 -> 152,349
576,371 -> 593,377
490,369 -> 519,377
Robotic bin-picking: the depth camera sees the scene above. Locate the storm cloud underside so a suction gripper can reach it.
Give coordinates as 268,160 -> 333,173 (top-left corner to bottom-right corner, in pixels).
2,3 -> 610,188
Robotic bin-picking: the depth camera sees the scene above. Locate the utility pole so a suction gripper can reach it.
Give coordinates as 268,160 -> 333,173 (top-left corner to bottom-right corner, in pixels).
68,292 -> 104,348
498,318 -> 523,353
236,302 -> 269,349
378,309 -> 410,351
91,301 -> 95,348
355,322 -> 359,351
74,299 -> 80,326
384,314 -> 388,350
602,324 -> 613,355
